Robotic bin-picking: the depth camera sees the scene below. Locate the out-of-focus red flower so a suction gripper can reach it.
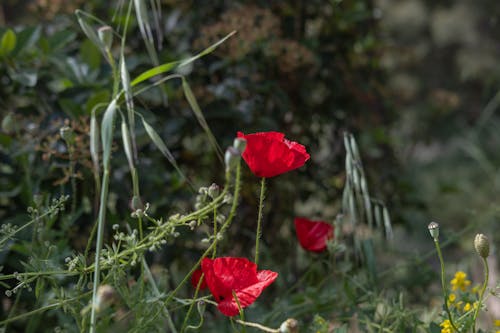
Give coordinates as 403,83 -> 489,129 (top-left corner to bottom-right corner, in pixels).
294,217 -> 334,253
237,131 -> 310,178
190,268 -> 207,290
201,257 -> 278,316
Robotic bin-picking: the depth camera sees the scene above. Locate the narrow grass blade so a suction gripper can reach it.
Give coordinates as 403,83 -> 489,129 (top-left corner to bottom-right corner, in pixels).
101,99 -> 117,169
90,108 -> 100,173
382,206 -> 393,240
75,10 -> 104,51
182,77 -> 223,163
120,53 -> 138,160
130,31 -> 236,87
133,0 -> 159,65
140,117 -> 189,183
121,118 -> 134,170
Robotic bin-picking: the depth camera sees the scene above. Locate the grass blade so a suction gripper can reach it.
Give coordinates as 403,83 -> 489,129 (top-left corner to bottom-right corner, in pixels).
182,77 -> 224,163
75,10 -> 104,51
130,30 -> 236,87
140,116 -> 189,185
133,0 -> 159,65
101,99 -> 117,169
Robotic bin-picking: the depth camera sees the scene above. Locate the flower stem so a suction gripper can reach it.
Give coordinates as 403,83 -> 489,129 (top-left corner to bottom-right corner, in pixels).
472,256 -> 489,333
434,239 -> 459,332
255,177 -> 266,265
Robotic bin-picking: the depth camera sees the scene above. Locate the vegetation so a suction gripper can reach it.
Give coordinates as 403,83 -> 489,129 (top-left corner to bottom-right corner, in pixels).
1,1 -> 500,332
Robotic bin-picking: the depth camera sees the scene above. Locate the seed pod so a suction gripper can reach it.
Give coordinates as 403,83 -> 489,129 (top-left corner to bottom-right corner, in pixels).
97,26 -> 113,51
428,222 -> 439,240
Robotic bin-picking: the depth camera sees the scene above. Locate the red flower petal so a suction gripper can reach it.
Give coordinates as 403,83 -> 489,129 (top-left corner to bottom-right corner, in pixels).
237,131 -> 310,178
294,217 -> 334,253
190,268 -> 207,290
201,257 -> 278,316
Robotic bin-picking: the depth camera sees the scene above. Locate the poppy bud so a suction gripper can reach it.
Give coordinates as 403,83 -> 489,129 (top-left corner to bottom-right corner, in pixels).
60,126 -> 75,145
208,183 -> 220,199
225,147 -> 240,172
95,285 -> 117,312
474,233 -> 489,258
428,221 -> 439,240
233,137 -> 247,154
98,26 -> 113,51
279,318 -> 299,333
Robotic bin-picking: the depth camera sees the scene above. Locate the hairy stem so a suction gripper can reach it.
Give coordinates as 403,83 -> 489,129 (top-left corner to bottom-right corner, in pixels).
255,177 -> 266,265
472,256 -> 489,333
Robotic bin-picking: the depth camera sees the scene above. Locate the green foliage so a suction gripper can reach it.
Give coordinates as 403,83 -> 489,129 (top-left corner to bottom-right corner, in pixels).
1,0 -> 500,332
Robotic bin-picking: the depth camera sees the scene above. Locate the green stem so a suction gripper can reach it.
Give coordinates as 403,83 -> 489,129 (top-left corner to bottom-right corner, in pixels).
434,239 -> 459,332
233,290 -> 246,333
255,177 -> 266,265
89,168 -> 110,333
181,273 -> 204,332
142,257 -> 177,333
212,205 -> 217,258
0,292 -> 91,326
69,146 -> 77,215
472,256 -> 489,333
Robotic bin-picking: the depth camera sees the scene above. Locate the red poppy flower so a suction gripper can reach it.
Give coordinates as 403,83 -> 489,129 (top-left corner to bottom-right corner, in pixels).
294,217 -> 334,253
190,268 -> 207,290
201,257 -> 278,316
237,131 -> 310,178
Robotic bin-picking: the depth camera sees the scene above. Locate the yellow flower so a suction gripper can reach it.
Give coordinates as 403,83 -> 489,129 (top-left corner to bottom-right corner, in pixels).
463,303 -> 471,311
448,293 -> 456,303
440,319 -> 454,333
494,319 -> 500,326
471,284 -> 481,294
450,271 -> 471,292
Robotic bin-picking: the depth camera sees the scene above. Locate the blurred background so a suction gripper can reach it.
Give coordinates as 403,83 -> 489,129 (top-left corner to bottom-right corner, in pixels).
1,0 -> 500,330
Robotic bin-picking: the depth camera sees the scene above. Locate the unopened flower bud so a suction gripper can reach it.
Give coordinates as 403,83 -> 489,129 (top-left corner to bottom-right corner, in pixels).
225,147 -> 240,172
208,183 -> 220,199
474,234 -> 489,258
279,318 -> 299,333
98,26 -> 113,51
428,222 -> 439,240
129,196 -> 144,211
233,137 -> 247,154
96,285 -> 117,312
60,126 -> 75,145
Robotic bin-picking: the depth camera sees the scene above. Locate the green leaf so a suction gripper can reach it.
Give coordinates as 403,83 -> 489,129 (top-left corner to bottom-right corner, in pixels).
0,29 -> 16,56
48,30 -> 77,51
80,38 -> 101,70
182,77 -> 223,163
130,30 -> 236,87
12,26 -> 41,56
